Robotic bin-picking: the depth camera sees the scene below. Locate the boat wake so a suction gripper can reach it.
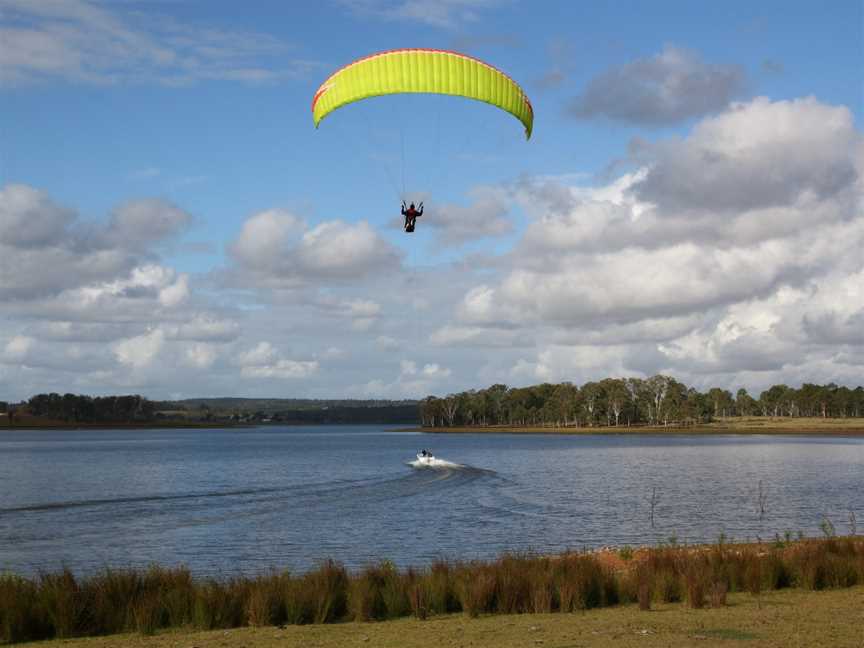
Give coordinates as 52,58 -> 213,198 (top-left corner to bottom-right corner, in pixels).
407,456 -> 464,469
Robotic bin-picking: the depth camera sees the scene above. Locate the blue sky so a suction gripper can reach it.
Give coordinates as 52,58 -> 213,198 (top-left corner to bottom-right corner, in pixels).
1,0 -> 862,400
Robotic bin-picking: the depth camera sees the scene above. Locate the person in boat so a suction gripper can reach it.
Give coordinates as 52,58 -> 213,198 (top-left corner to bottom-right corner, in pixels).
401,201 -> 423,232
419,449 -> 431,458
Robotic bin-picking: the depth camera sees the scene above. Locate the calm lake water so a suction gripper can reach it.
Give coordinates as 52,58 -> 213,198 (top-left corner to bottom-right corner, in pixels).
1,426 -> 862,576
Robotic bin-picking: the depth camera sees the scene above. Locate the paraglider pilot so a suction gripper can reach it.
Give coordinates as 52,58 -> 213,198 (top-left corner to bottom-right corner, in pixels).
402,201 -> 423,232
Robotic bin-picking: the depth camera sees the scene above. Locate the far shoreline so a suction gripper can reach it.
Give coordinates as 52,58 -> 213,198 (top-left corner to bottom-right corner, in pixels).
405,417 -> 864,436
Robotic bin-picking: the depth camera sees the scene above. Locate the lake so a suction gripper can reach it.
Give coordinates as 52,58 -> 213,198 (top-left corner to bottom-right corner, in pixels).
1,426 -> 862,576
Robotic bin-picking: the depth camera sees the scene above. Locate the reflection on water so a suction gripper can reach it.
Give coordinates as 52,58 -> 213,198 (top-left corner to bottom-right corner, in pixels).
0,426 -> 861,575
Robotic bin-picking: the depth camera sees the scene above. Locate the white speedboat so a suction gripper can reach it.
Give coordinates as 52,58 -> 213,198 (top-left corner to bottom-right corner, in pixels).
408,450 -> 462,469
415,451 -> 436,466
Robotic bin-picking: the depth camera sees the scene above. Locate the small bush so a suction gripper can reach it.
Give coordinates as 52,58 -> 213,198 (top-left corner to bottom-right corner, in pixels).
709,581 -> 728,607
38,569 -> 87,638
427,560 -> 457,614
193,579 -> 245,630
456,565 -> 496,617
246,572 -> 288,627
132,594 -> 162,636
685,566 -> 706,609
283,578 -> 314,625
349,564 -> 386,621
0,574 -> 48,643
406,568 -> 428,620
306,560 -> 348,624
528,565 -> 554,614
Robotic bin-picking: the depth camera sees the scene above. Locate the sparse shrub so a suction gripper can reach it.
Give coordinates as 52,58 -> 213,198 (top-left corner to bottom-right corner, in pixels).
38,569 -> 87,638
306,560 -> 348,623
630,561 -> 652,611
554,553 -> 612,611
427,560 -> 457,614
528,564 -> 554,613
193,579 -> 245,629
349,563 -> 386,621
765,550 -> 792,589
745,556 -> 763,600
685,565 -> 706,609
246,572 -> 288,627
709,581 -> 728,607
86,568 -> 139,635
406,568 -> 428,620
132,594 -> 162,635
0,574 -> 48,642
283,577 -> 314,625
494,554 -> 531,614
456,565 -> 496,617
380,562 -> 410,618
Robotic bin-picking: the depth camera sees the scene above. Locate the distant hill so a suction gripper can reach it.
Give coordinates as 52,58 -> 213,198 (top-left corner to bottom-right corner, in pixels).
158,397 -> 420,425
5,394 -> 419,427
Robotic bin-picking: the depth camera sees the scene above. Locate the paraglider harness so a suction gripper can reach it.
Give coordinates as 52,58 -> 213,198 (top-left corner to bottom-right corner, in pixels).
402,201 -> 423,233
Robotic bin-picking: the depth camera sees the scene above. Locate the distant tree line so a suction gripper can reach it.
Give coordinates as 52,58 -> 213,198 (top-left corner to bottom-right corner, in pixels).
418,377 -> 864,428
11,393 -> 418,426
236,405 -> 418,424
24,393 -> 156,424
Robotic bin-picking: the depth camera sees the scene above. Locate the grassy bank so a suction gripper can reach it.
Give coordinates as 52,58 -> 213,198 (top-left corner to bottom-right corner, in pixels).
22,585 -> 864,648
420,416 -> 864,435
2,537 -> 862,645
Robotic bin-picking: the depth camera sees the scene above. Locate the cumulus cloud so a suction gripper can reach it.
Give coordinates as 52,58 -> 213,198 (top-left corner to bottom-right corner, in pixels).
0,185 -> 251,397
569,45 -> 746,125
433,96 -> 863,392
3,335 -> 34,362
0,0 -> 315,85
229,209 -> 401,288
631,96 -> 860,213
167,316 -> 241,343
113,329 -> 165,369
0,185 -> 194,303
421,188 -> 513,245
338,0 -> 505,29
183,343 -> 217,369
236,341 -> 318,379
104,198 -> 192,249
352,357 -> 453,398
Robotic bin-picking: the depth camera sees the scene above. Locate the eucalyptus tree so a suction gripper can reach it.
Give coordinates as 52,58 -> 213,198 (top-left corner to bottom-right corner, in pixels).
736,388 -> 757,416
580,381 -> 605,427
707,388 -> 735,418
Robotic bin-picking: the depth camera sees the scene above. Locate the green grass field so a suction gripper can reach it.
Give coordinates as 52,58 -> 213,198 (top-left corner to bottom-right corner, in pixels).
23,585 -> 864,648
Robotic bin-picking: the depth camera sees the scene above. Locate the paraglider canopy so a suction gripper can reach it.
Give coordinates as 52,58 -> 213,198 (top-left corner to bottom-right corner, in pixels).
311,48 -> 533,139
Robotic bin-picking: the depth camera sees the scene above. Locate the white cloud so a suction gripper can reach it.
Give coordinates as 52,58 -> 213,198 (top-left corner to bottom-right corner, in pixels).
168,316 -> 241,342
376,335 -> 400,351
432,96 -> 864,392
184,343 -> 217,369
421,188 -> 514,245
570,45 -> 746,125
237,341 -> 279,367
338,0 -> 505,29
113,329 -> 165,369
352,357 -> 453,398
241,359 -> 319,379
0,0 -> 315,85
229,210 -> 401,288
235,341 -> 318,380
3,335 -> 34,361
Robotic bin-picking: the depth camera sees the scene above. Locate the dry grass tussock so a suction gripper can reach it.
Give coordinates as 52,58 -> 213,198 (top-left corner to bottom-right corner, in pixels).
1,537 -> 862,644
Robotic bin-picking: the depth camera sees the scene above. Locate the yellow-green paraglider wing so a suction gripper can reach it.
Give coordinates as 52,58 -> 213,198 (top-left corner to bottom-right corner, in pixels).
312,49 -> 533,139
